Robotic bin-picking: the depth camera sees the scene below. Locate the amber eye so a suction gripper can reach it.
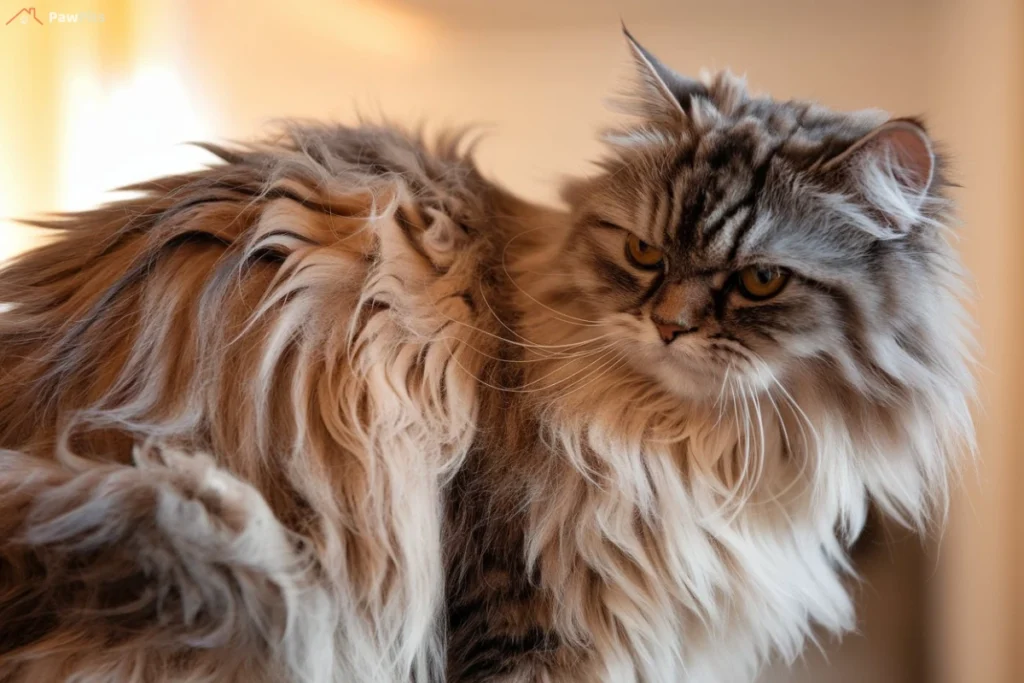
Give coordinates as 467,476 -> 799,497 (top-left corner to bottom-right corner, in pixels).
625,234 -> 665,269
736,265 -> 790,300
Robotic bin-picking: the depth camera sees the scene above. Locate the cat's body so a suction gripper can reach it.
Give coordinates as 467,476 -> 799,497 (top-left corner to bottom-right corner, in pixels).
0,32 -> 973,683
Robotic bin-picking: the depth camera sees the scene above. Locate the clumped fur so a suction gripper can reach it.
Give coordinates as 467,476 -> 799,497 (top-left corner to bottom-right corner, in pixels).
0,31 -> 973,683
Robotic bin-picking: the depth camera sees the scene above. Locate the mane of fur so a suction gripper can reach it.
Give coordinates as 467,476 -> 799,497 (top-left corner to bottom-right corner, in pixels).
0,124 -> 508,682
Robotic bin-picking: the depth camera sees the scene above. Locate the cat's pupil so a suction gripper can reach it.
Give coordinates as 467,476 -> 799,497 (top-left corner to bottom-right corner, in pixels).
756,268 -> 774,283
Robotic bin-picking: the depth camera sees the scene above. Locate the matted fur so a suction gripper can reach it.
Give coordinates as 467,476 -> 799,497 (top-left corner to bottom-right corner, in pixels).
0,33 -> 973,683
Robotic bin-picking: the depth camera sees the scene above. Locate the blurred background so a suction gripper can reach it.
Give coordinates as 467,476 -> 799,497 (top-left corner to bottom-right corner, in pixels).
1,0 -> 1021,680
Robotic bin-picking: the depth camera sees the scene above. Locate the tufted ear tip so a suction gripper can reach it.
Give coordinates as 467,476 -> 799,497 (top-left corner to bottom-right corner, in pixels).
618,27 -> 708,126
620,19 -> 635,43
621,25 -> 679,116
620,23 -> 654,64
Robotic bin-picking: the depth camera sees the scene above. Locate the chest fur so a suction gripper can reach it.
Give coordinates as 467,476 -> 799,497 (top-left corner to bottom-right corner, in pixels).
444,396 -> 859,682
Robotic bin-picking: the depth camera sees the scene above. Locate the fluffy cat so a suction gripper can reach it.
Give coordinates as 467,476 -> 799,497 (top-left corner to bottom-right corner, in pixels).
0,29 -> 973,683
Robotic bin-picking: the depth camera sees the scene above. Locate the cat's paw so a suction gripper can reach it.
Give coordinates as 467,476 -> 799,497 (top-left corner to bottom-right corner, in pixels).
137,445 -> 293,565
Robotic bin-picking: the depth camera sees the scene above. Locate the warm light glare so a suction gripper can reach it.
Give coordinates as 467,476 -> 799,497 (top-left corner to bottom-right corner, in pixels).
60,64 -> 211,210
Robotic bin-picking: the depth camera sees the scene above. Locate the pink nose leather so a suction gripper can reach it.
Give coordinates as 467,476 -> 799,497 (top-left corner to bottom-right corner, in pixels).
654,321 -> 697,344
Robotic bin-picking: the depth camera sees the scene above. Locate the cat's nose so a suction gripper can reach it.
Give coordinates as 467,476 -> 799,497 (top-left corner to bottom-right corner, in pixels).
651,280 -> 711,344
653,319 -> 698,344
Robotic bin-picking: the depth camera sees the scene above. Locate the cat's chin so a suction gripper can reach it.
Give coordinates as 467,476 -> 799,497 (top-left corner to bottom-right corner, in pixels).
629,344 -> 780,404
629,350 -> 732,402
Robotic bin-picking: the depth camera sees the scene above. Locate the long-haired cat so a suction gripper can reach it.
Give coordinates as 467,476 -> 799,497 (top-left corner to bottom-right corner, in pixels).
0,29 -> 973,683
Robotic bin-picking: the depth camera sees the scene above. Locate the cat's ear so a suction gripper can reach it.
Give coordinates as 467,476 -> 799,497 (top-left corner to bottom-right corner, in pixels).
821,119 -> 937,236
621,25 -> 706,126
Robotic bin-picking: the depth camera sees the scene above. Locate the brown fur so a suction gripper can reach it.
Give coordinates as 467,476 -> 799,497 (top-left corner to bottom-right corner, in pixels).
0,124 -> 519,682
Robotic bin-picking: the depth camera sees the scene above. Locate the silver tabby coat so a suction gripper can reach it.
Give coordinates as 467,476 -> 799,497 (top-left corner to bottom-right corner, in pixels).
0,30 -> 973,683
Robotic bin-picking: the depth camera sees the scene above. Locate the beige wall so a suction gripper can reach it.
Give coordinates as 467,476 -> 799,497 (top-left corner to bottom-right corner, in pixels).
178,1 -> 936,203
928,0 -> 1024,681
1,1 -> 1020,679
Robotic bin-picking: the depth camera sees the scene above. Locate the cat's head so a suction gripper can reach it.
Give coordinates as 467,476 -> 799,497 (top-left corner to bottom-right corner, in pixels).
559,29 -> 971,420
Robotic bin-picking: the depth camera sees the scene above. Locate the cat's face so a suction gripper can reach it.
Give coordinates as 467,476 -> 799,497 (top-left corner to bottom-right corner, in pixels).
559,33 -> 956,404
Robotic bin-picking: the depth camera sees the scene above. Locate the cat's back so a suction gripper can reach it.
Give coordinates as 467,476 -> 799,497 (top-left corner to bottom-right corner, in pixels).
0,121 -> 522,682
0,121 -> 501,457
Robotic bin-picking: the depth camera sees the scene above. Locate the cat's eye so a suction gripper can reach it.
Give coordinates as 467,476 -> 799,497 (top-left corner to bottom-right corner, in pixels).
625,234 -> 664,269
736,265 -> 790,300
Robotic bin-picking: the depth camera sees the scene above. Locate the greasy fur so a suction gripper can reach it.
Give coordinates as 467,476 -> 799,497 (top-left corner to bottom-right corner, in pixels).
0,32 -> 973,683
